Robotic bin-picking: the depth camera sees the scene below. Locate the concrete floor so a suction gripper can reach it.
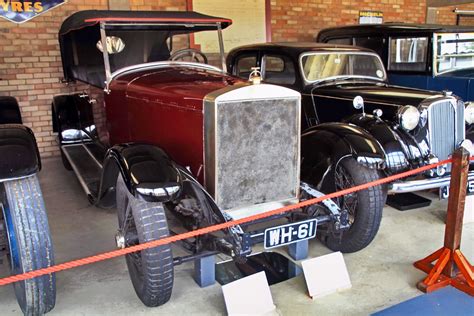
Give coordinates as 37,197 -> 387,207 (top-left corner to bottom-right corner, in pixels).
0,157 -> 473,315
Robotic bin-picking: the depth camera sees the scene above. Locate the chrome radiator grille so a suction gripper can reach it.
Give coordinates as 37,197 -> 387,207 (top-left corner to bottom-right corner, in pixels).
204,85 -> 301,211
428,99 -> 465,162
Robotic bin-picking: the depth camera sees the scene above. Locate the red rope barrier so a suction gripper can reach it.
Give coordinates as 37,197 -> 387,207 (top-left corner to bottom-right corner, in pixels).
1,157 -> 472,286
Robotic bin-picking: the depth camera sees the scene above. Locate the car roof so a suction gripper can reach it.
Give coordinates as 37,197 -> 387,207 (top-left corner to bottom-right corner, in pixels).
59,10 -> 232,35
317,22 -> 474,40
229,42 -> 376,57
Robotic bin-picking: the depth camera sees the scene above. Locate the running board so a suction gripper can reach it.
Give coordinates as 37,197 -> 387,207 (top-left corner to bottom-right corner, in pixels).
61,143 -> 104,199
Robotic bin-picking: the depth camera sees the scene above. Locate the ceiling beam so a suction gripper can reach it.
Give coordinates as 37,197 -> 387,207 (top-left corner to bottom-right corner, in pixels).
427,0 -> 474,7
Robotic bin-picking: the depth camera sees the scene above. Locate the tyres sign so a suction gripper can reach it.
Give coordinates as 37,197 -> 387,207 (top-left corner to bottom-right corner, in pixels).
0,0 -> 66,23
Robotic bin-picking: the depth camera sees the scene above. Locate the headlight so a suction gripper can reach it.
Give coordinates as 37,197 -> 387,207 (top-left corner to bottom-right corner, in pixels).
466,102 -> 474,125
399,105 -> 420,131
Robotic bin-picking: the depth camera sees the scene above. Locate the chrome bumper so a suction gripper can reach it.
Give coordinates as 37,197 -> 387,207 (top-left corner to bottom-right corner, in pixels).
388,170 -> 474,194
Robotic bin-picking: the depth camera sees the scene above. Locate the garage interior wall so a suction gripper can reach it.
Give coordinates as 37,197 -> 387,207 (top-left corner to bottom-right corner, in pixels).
0,0 -> 472,158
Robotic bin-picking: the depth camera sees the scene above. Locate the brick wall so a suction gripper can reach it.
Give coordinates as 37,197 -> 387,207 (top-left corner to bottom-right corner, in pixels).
0,0 -> 461,158
271,0 -> 426,42
0,0 -> 108,158
435,3 -> 474,25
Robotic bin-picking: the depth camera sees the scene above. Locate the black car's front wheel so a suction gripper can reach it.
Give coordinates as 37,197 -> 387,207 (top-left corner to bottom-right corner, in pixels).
1,175 -> 56,315
320,158 -> 386,253
116,176 -> 174,307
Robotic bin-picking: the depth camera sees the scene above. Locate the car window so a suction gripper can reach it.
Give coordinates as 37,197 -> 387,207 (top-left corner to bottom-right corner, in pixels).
301,52 -> 386,82
235,55 -> 258,79
263,55 -> 296,85
435,32 -> 474,75
388,37 -> 428,72
327,38 -> 352,45
354,36 -> 384,57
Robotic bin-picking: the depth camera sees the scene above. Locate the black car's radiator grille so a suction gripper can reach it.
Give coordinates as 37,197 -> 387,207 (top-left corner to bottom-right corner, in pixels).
428,99 -> 465,164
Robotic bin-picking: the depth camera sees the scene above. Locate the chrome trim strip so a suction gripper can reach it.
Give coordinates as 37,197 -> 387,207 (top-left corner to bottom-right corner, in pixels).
224,198 -> 300,220
100,22 -> 112,91
107,61 -> 222,91
388,170 -> 474,193
61,145 -> 93,196
298,51 -> 387,85
217,23 -> 227,73
0,173 -> 36,183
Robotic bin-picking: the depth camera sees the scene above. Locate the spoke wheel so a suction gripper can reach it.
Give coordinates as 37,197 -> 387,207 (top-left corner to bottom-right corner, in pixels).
335,163 -> 358,226
319,158 -> 386,253
116,176 -> 174,307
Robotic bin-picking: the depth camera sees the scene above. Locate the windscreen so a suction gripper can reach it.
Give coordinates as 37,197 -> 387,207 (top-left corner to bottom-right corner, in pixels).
435,32 -> 474,75
300,53 -> 386,83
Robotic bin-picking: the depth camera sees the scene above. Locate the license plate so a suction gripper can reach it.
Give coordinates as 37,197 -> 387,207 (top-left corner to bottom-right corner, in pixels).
439,179 -> 474,199
264,219 -> 317,249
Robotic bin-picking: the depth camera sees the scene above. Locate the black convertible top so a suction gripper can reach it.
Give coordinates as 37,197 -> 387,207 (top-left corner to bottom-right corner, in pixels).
59,10 -> 232,35
58,10 -> 232,88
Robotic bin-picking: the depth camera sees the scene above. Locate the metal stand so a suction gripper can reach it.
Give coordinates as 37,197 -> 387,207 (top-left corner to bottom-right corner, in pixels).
194,255 -> 215,287
288,239 -> 309,261
414,148 -> 474,296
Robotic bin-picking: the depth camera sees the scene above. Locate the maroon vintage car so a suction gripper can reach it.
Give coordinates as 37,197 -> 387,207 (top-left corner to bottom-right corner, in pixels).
52,10 -> 386,307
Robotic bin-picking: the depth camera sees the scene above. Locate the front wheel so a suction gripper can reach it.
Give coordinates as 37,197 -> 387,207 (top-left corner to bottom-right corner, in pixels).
320,158 -> 386,253
1,175 -> 56,315
116,176 -> 174,307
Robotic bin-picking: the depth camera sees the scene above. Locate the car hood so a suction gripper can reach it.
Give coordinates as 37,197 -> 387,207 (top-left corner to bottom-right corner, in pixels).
305,81 -> 446,109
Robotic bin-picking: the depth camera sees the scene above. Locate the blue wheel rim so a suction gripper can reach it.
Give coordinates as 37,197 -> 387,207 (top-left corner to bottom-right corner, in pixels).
1,200 -> 21,273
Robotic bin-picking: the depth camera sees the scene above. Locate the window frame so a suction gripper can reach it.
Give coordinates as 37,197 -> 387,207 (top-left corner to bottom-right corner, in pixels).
233,53 -> 259,79
261,53 -> 296,85
298,51 -> 387,85
387,36 -> 430,73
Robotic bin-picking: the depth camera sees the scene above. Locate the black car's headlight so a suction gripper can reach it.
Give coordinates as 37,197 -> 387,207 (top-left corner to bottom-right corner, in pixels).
466,102 -> 474,125
398,105 -> 420,131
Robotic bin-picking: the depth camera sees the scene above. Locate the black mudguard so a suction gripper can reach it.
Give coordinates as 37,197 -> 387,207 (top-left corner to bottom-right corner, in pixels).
0,124 -> 41,179
96,143 -> 182,207
0,96 -> 22,124
301,122 -> 385,192
51,94 -> 94,137
344,114 -> 414,174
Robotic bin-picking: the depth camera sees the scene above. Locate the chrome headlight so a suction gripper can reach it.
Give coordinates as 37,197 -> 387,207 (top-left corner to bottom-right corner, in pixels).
398,105 -> 420,131
466,102 -> 474,125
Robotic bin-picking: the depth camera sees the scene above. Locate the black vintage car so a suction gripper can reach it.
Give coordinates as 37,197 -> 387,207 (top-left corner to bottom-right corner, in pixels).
316,24 -> 474,127
0,96 -> 56,315
227,43 -> 474,199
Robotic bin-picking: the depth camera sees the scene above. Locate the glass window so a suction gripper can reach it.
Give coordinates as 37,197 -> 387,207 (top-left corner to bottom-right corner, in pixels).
300,53 -> 386,82
354,36 -> 384,57
263,55 -> 296,85
235,55 -> 257,79
388,37 -> 428,72
435,32 -> 474,75
327,38 -> 353,45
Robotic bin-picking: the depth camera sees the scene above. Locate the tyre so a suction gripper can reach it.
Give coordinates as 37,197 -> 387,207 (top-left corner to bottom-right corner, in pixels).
60,149 -> 72,171
1,175 -> 56,315
319,158 -> 386,253
116,176 -> 174,307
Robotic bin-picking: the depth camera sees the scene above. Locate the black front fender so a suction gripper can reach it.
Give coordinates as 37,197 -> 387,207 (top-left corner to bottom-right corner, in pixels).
344,114 -> 414,174
301,122 -> 385,192
0,96 -> 22,124
0,124 -> 41,180
97,143 -> 182,207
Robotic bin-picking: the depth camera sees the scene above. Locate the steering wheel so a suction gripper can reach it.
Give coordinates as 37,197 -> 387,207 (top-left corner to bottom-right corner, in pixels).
170,48 -> 208,64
